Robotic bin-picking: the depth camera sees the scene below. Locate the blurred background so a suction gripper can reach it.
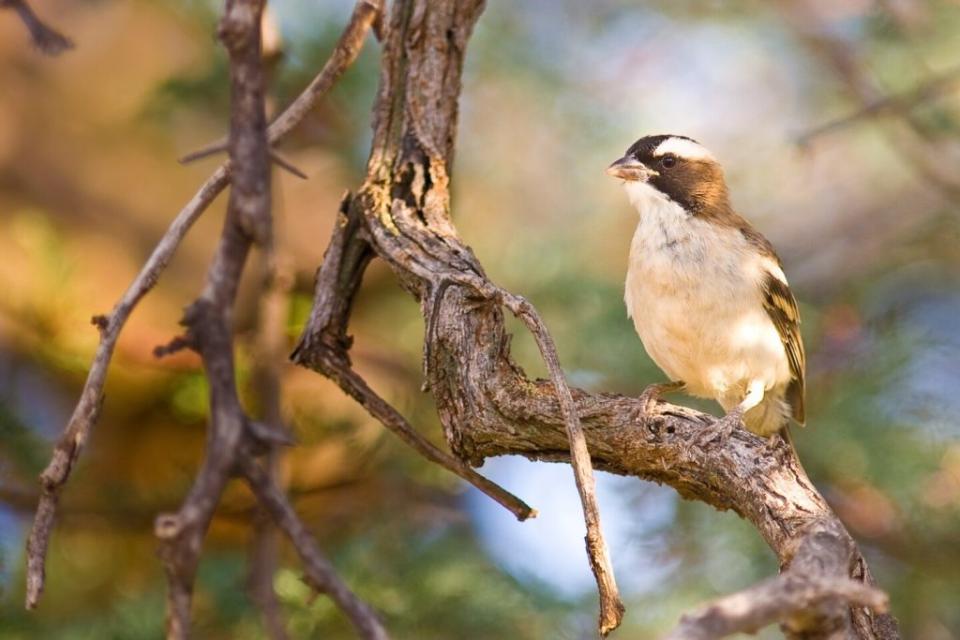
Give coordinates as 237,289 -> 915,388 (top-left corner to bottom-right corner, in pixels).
1,0 -> 959,638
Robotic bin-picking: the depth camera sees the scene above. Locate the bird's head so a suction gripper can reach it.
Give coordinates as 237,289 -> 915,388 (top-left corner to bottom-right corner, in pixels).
607,135 -> 730,215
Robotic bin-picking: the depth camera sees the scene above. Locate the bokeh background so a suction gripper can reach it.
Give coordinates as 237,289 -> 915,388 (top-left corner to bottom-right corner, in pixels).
1,0 -> 960,638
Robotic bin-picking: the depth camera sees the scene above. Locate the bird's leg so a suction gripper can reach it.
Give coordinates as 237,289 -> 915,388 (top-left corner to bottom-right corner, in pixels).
696,380 -> 765,447
636,380 -> 685,415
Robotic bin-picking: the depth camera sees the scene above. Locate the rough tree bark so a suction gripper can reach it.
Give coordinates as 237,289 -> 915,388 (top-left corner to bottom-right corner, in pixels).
291,0 -> 901,638
24,0 -> 902,638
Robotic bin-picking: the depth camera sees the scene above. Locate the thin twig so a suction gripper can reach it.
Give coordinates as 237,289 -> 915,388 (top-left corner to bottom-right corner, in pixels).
1,0 -> 73,55
497,291 -> 624,635
778,0 -> 960,200
25,0 -> 382,610
179,138 -> 229,164
321,355 -> 537,521
290,199 -> 537,522
25,163 -> 229,610
270,149 -> 308,179
264,0 -> 383,144
240,456 -> 389,640
180,141 -> 308,180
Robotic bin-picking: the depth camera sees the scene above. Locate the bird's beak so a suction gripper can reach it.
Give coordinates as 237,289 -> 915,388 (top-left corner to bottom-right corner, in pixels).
606,156 -> 652,182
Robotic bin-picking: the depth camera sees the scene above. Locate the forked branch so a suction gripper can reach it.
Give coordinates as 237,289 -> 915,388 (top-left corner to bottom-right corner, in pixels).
291,1 -> 901,637
25,0 -> 382,612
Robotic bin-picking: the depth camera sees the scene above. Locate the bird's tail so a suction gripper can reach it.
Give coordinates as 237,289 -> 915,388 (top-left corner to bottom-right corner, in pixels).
743,392 -> 791,437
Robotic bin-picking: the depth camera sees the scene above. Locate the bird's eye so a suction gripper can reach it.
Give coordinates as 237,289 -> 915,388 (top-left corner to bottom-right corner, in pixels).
660,155 -> 677,169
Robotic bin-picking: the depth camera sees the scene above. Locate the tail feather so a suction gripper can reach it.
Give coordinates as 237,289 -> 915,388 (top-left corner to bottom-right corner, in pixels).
743,393 -> 791,437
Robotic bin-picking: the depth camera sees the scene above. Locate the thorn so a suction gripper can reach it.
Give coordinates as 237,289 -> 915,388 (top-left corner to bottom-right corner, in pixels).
180,140 -> 307,180
179,137 -> 228,165
90,314 -> 109,335
269,149 -> 308,179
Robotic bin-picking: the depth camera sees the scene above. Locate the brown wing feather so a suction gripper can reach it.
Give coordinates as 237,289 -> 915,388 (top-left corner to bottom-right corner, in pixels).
738,225 -> 806,424
761,272 -> 806,424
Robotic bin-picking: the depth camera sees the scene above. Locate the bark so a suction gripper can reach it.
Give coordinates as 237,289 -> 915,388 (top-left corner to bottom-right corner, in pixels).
292,0 -> 901,637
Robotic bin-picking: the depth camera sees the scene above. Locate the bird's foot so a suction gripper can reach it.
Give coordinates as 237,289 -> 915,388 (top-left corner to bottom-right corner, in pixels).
695,407 -> 744,448
635,381 -> 685,417
761,429 -> 792,457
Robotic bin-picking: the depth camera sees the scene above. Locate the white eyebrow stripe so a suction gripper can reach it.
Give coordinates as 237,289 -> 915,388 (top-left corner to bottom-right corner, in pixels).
653,137 -> 716,162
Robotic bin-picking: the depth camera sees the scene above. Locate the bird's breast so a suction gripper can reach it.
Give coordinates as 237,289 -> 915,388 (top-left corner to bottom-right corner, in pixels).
624,208 -> 790,399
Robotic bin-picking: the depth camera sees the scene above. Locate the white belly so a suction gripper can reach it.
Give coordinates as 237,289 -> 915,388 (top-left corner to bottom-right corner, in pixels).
623,190 -> 790,407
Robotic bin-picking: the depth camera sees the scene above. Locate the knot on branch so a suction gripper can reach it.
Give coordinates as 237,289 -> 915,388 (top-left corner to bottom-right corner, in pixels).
90,314 -> 110,336
180,299 -> 231,353
154,513 -> 184,541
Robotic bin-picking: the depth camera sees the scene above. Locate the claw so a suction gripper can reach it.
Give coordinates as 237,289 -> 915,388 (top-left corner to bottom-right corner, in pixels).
695,408 -> 743,448
636,380 -> 685,416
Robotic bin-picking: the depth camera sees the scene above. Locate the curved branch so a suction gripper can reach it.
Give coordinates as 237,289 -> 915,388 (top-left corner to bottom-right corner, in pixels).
291,1 -> 902,637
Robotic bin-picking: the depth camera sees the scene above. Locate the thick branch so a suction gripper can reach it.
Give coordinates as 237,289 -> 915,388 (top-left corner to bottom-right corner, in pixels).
663,522 -> 889,640
291,1 -> 901,637
291,197 -> 536,521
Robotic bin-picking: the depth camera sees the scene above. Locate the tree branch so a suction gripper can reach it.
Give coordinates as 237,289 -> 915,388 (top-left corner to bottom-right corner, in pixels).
154,1 -> 272,633
662,521 -> 889,640
246,246 -> 295,639
1,0 -> 73,55
291,1 -> 901,637
151,1 -> 385,637
291,196 -> 537,522
24,0 -> 382,610
239,456 -> 387,640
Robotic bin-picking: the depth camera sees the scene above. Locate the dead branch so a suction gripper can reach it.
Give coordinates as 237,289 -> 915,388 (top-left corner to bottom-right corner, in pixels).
25,162 -> 231,611
662,520 -> 889,640
291,197 -> 536,522
291,1 -> 901,637
25,0 -> 381,611
1,0 -> 73,55
154,0 -> 273,633
23,0 -> 907,637
150,2 -> 385,637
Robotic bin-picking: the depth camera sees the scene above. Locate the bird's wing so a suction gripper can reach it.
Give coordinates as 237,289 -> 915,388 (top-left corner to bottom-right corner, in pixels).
739,224 -> 806,424
761,271 -> 806,424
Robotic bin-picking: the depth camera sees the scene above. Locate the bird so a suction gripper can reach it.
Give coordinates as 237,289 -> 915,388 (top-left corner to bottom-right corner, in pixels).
606,134 -> 805,440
